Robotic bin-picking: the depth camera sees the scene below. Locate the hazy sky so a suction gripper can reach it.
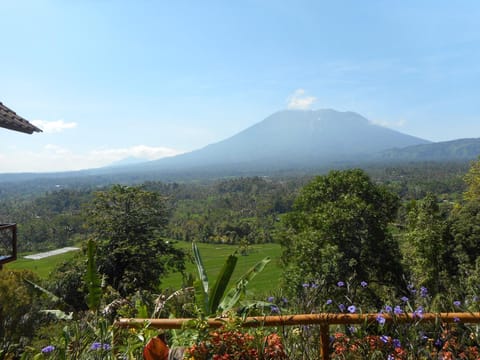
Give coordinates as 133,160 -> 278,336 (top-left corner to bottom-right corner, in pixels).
1,1 -> 480,172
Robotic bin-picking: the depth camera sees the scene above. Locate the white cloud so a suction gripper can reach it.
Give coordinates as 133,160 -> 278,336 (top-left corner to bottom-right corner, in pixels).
44,144 -> 71,155
287,89 -> 317,110
90,145 -> 182,162
31,119 -> 77,133
0,145 -> 184,173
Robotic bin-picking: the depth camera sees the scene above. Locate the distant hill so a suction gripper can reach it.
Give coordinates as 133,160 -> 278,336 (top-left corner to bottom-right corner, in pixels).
377,138 -> 480,162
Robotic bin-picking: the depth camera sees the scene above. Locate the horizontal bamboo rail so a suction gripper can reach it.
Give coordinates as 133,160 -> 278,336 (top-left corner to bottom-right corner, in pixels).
115,312 -> 480,359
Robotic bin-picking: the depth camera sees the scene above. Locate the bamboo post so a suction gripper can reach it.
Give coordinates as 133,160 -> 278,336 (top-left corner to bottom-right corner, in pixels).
319,324 -> 330,360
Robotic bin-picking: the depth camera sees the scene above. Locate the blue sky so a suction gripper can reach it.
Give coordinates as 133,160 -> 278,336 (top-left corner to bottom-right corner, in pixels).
1,1 -> 480,172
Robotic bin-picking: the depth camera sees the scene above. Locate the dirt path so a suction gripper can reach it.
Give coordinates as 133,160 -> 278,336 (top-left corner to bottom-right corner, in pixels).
24,247 -> 80,260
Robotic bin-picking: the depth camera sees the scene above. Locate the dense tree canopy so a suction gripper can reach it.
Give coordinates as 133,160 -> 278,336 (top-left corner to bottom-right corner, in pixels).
86,185 -> 185,296
277,169 -> 404,297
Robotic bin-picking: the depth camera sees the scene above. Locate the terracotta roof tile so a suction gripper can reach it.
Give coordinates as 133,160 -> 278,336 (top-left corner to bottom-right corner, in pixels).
0,102 -> 42,134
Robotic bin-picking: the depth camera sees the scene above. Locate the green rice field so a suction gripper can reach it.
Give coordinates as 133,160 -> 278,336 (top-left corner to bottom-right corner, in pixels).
5,242 -> 284,295
5,249 -> 80,278
160,242 -> 283,296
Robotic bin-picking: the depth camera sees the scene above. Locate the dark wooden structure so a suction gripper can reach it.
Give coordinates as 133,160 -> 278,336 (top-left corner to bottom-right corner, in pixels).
0,102 -> 42,269
0,224 -> 17,269
0,102 -> 42,134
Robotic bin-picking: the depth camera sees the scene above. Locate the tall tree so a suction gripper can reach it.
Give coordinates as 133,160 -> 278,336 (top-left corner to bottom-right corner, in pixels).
403,193 -> 455,295
464,157 -> 480,202
86,185 -> 185,296
277,169 -> 404,298
449,158 -> 480,286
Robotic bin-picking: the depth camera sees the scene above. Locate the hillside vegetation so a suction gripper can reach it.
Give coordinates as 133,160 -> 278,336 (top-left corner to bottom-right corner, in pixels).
2,160 -> 480,358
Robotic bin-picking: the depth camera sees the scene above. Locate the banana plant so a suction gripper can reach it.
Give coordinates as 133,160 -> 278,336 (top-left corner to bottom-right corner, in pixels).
191,241 -> 270,316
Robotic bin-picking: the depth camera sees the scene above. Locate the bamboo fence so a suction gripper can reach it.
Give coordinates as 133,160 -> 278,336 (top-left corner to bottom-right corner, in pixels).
115,312 -> 480,359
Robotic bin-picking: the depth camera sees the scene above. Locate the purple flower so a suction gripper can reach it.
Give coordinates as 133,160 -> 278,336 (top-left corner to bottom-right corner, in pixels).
360,281 -> 368,287
394,305 -> 403,315
348,326 -> 357,333
91,342 -> 111,351
41,345 -> 55,354
270,305 -> 280,314
302,283 -> 310,288
338,303 -> 346,312
384,305 -> 393,313
267,296 -> 274,302
91,342 -> 102,351
454,317 -> 461,323
311,283 -> 319,289
326,299 -> 333,305
387,355 -> 394,360
414,306 -> 424,318
420,286 -> 428,298
337,281 -> 345,287
453,300 -> 461,307
376,314 -> 386,325
393,338 -> 401,348
435,338 -> 443,347
400,296 -> 409,303
380,335 -> 389,343
347,305 -> 356,313
281,297 -> 288,304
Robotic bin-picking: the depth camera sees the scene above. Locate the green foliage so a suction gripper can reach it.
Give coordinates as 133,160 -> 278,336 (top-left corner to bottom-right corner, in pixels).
277,169 -> 404,303
85,184 -> 185,296
0,270 -> 44,357
47,254 -> 89,311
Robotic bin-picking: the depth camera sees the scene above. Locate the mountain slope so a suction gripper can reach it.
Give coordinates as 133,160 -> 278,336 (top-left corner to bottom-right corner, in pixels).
377,138 -> 480,161
145,109 -> 430,170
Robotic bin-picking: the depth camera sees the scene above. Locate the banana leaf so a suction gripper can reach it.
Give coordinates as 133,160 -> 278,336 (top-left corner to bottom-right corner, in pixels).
192,241 -> 209,296
207,253 -> 237,315
193,279 -> 207,313
85,239 -> 102,311
218,257 -> 271,313
23,278 -> 62,304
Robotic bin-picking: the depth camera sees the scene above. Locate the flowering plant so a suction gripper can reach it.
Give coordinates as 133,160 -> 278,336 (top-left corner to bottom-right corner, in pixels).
184,327 -> 287,360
